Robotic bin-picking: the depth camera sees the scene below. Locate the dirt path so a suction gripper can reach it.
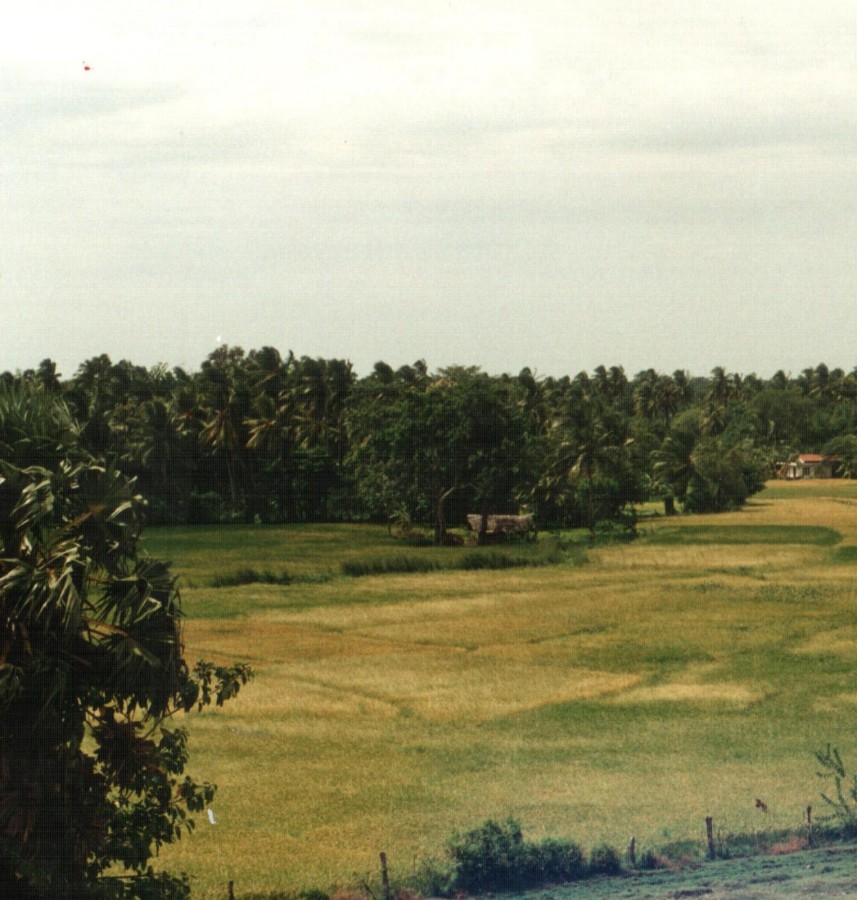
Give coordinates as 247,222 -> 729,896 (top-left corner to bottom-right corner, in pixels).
524,845 -> 857,898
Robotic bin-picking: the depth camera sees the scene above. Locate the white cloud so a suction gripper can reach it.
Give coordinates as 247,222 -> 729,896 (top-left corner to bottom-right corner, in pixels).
3,2 -> 857,377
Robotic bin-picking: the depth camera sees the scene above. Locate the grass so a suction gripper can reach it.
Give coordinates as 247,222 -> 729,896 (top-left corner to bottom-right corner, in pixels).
145,482 -> 857,897
644,524 -> 843,546
759,478 -> 857,500
142,524 -> 569,590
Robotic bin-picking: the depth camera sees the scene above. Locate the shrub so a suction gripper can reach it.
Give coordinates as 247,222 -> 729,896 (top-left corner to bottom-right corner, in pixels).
525,837 -> 586,884
211,567 -> 293,587
588,843 -> 621,876
639,849 -> 666,870
412,856 -> 456,898
341,556 -> 441,577
460,551 -> 563,571
441,819 -> 588,894
446,817 -> 526,894
187,490 -> 228,524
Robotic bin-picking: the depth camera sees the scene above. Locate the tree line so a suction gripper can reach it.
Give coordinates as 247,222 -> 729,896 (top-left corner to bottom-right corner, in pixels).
8,352 -> 857,541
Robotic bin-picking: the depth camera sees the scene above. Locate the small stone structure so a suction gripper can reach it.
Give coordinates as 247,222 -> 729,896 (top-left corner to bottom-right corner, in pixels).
466,513 -> 537,541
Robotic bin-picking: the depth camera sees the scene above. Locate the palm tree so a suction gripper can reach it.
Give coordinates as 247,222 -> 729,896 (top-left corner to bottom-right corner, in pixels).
133,397 -> 187,486
245,346 -> 291,401
544,377 -> 631,540
632,368 -> 660,421
706,366 -> 741,406
651,418 -> 699,513
289,356 -> 355,462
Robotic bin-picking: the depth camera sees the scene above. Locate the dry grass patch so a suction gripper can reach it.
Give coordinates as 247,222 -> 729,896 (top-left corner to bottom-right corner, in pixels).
236,671 -> 401,718
275,650 -> 639,722
591,541 -> 820,575
792,628 -> 857,659
185,619 -> 404,664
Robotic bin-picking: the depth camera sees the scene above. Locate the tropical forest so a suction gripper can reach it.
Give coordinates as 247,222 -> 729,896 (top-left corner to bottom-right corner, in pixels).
15,350 -> 857,534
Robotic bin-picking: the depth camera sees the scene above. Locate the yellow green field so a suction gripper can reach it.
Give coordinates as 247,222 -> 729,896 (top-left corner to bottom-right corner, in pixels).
142,482 -> 857,898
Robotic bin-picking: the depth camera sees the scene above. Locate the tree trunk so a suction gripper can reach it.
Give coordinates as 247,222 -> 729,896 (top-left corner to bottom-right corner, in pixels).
586,467 -> 596,542
433,494 -> 445,545
433,486 -> 456,545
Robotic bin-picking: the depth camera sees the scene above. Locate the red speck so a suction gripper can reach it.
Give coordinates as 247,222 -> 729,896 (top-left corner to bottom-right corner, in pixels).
83,62 -> 91,71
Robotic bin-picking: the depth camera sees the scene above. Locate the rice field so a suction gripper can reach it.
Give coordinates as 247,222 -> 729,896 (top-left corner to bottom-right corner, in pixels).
142,482 -> 857,898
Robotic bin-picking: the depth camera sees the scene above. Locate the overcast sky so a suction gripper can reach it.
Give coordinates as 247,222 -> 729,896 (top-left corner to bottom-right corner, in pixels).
3,2 -> 857,380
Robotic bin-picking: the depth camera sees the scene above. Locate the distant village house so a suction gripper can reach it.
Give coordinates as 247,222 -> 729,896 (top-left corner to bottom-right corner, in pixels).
777,454 -> 837,479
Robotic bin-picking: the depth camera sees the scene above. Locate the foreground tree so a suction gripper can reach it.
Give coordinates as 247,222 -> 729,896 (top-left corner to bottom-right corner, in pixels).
0,382 -> 251,899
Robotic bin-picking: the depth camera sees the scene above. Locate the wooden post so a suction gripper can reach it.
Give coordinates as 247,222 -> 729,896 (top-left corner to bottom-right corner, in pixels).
380,851 -> 391,900
807,805 -> 814,849
627,835 -> 636,868
705,816 -> 716,859
228,881 -> 235,900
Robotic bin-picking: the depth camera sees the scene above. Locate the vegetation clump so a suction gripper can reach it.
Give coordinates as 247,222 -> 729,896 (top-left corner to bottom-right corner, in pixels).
459,550 -> 563,570
417,818 -> 595,895
211,566 -> 294,587
341,556 -> 442,577
815,745 -> 857,833
339,548 -> 568,578
0,382 -> 251,898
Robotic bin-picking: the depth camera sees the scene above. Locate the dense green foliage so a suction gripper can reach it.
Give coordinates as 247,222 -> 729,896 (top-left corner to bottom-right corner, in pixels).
421,818 -> 588,895
0,382 -> 251,898
10,352 -> 857,537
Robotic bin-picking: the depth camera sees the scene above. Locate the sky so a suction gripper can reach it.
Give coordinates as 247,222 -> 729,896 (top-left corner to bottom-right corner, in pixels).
2,1 -> 857,381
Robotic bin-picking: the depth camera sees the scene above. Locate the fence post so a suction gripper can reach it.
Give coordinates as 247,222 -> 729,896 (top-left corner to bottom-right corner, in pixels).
228,880 -> 235,900
380,851 -> 391,900
627,836 -> 636,868
806,805 -> 814,849
705,816 -> 716,859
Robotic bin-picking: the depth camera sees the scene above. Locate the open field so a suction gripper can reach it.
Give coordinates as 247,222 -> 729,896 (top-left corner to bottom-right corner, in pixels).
141,482 -> 857,897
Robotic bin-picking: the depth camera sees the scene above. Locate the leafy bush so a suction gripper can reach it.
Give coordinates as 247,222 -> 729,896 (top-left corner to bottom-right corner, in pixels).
211,567 -> 293,587
186,490 -> 229,524
446,818 -> 527,894
460,551 -> 563,570
439,818 -> 587,895
639,849 -> 666,870
588,843 -> 621,876
341,556 -> 441,577
340,547 -> 569,578
525,837 -> 586,883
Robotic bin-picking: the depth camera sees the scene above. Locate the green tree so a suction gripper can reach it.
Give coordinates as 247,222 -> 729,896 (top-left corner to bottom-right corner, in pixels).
822,434 -> 857,478
538,372 -> 640,538
0,381 -> 251,898
199,347 -> 252,513
684,433 -> 764,512
652,408 -> 766,514
347,366 -> 534,543
651,411 -> 700,513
